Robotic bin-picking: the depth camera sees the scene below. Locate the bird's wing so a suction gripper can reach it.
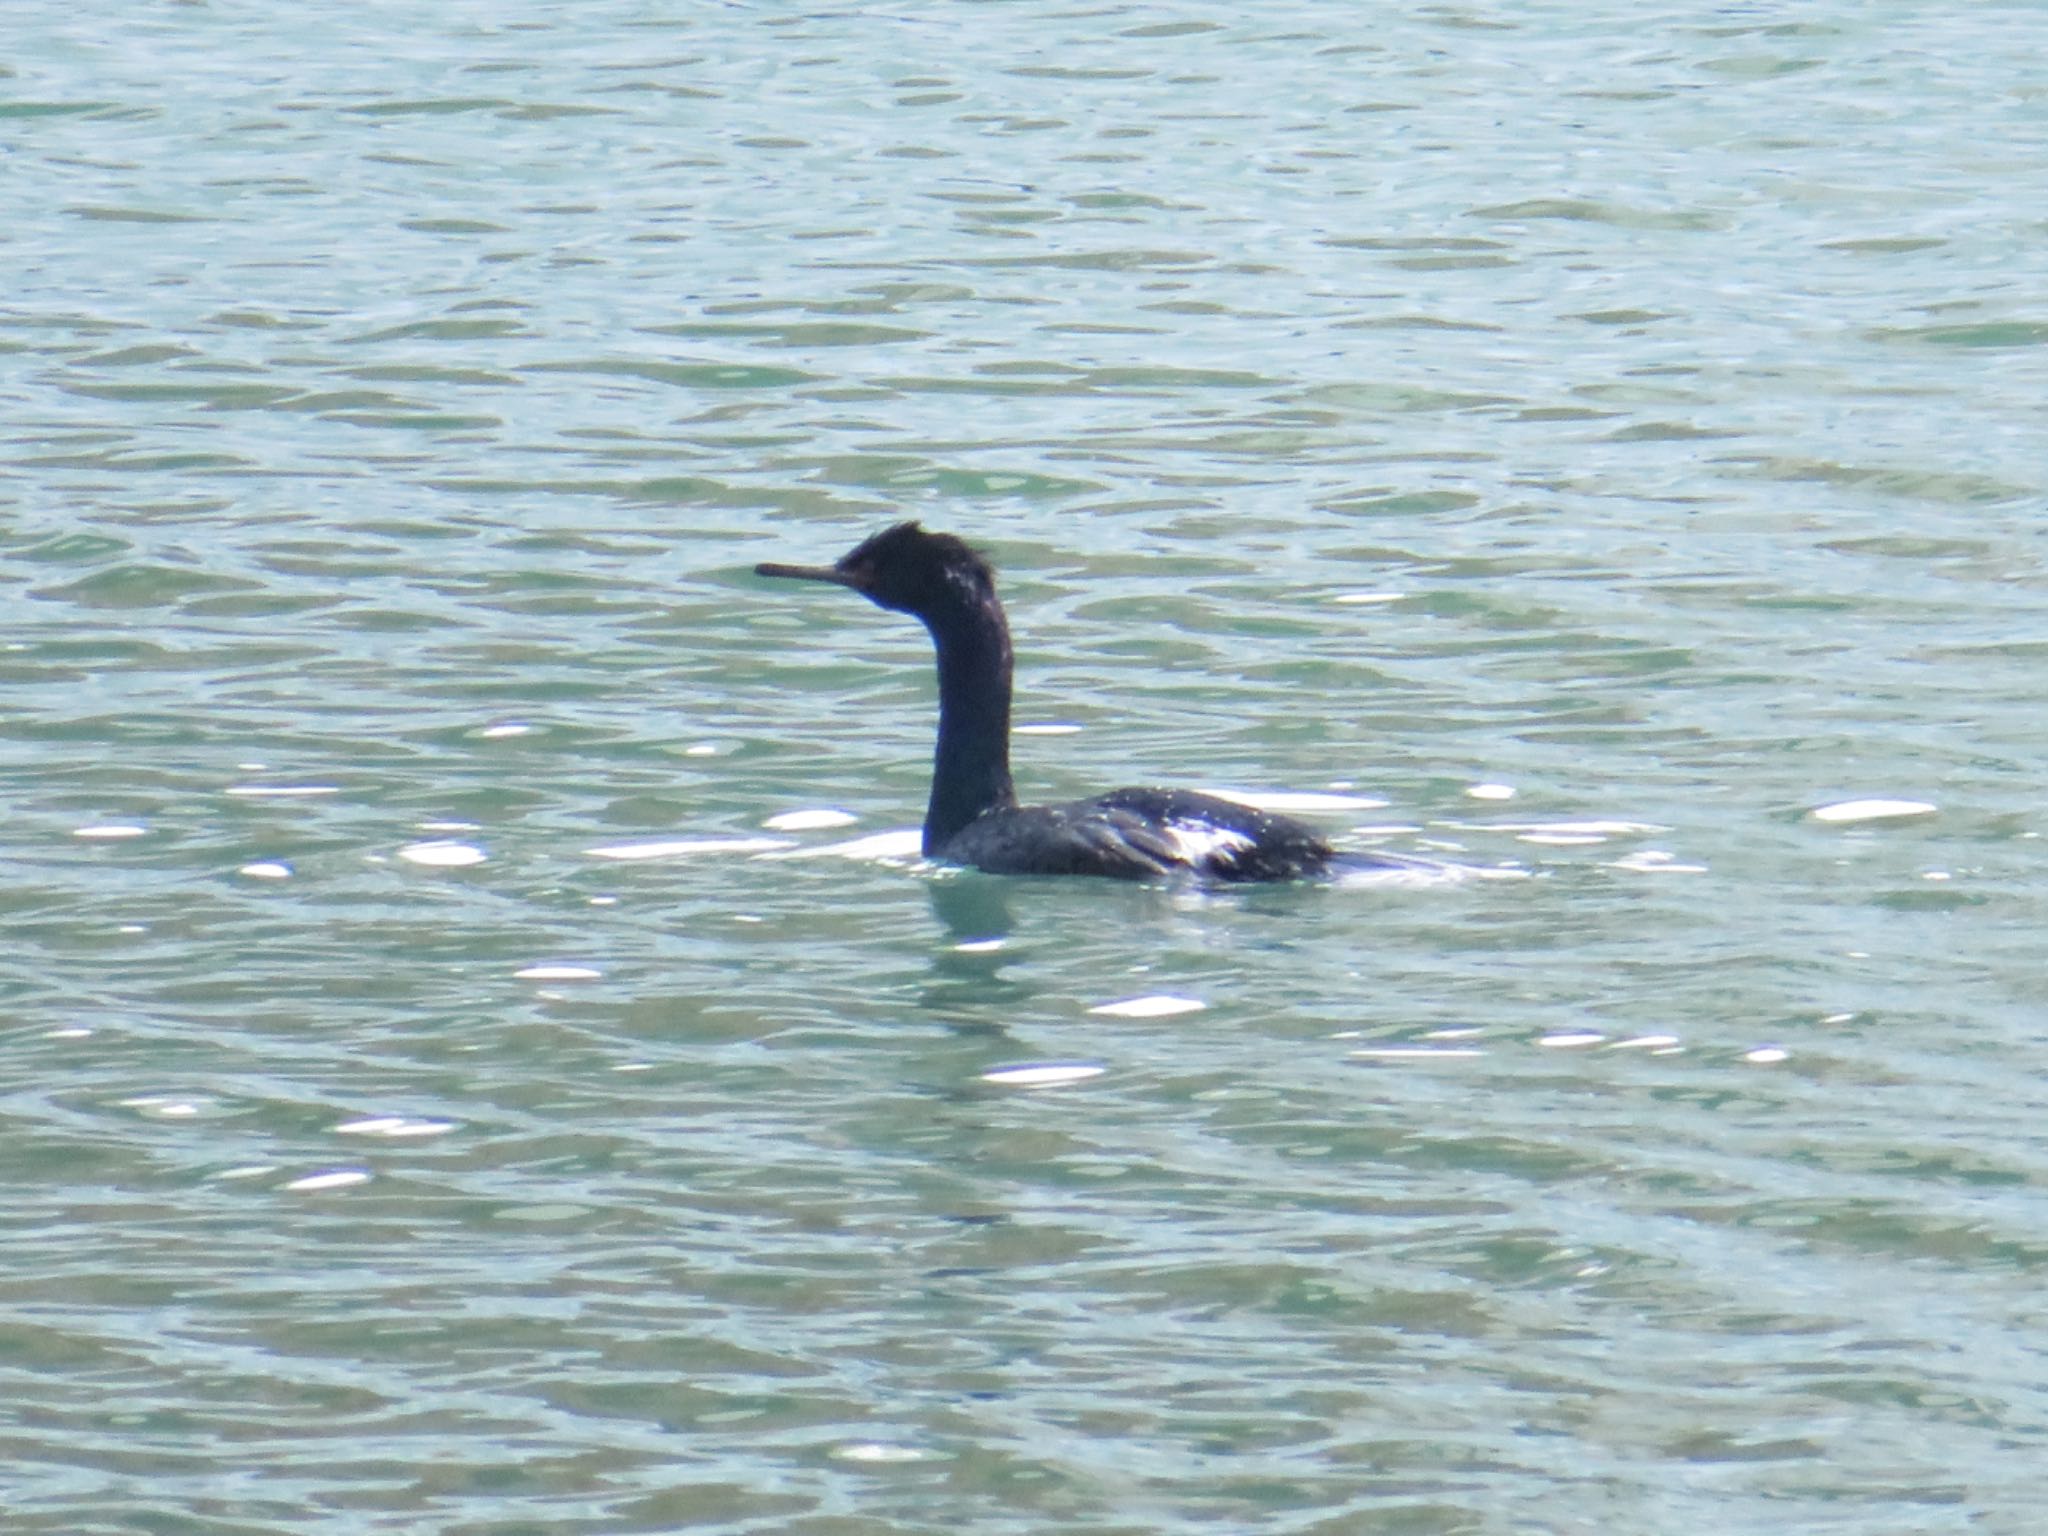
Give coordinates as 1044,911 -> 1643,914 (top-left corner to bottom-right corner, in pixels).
941,802 -> 1186,879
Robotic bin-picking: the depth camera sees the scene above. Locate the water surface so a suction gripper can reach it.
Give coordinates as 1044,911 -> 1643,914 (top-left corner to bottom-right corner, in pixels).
5,2 -> 2046,1531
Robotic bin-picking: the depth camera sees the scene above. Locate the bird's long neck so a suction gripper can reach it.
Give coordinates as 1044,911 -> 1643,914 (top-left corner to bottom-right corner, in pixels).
921,596 -> 1018,853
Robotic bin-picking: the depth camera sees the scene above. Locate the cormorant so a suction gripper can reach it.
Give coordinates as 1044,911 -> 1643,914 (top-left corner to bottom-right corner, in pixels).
755,522 -> 1403,882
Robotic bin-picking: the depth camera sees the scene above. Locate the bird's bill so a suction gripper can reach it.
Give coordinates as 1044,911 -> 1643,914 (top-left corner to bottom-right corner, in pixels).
754,561 -> 858,587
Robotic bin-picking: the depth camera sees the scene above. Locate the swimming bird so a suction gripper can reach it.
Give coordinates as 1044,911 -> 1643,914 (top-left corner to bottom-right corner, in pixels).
754,522 -> 1399,882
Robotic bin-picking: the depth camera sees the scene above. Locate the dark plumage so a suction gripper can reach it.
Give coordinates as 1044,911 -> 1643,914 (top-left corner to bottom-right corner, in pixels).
754,522 -> 1392,882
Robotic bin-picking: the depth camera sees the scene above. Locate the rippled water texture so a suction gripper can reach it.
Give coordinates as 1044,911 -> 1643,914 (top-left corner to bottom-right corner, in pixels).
6,3 -> 2046,1531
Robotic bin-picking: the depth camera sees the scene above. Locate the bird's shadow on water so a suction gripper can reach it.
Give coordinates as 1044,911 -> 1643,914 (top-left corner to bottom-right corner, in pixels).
921,851 -> 1478,947
911,862 -> 1398,1024
922,864 -> 1291,946
925,871 -> 1023,947
915,875 -> 1044,1023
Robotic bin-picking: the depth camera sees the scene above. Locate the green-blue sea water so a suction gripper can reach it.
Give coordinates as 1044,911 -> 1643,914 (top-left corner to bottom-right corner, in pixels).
5,3 -> 2046,1531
